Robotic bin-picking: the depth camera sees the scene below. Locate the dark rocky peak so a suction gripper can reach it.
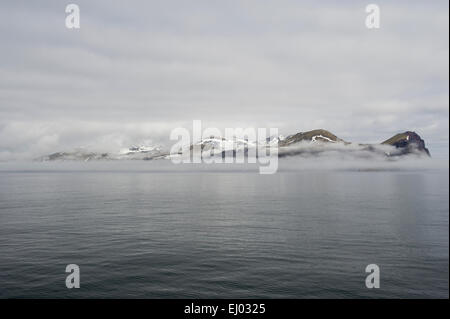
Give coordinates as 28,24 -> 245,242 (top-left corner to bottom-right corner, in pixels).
381,131 -> 430,156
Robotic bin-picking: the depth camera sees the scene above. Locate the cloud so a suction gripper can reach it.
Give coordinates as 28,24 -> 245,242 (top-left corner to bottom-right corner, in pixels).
0,0 -> 448,159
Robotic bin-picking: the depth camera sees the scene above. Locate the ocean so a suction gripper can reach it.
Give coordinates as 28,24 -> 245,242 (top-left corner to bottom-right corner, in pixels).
0,160 -> 448,298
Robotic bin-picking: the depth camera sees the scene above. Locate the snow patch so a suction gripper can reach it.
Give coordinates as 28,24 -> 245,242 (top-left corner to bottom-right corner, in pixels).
311,135 -> 335,143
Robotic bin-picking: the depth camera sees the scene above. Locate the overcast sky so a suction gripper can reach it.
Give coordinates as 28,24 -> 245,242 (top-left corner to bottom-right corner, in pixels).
0,0 -> 448,159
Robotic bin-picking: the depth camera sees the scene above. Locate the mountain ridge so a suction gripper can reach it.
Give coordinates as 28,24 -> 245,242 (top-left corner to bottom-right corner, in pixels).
37,129 -> 431,161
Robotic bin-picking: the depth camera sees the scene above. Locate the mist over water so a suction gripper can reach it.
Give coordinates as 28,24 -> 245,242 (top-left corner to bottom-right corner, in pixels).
0,0 -> 448,299
0,159 -> 448,298
0,152 -> 447,173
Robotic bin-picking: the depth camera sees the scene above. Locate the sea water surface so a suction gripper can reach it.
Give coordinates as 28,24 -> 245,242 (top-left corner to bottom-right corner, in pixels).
0,160 -> 448,298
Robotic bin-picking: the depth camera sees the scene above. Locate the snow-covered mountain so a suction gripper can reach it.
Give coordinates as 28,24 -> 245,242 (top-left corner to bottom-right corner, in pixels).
279,129 -> 345,146
119,145 -> 162,155
37,143 -> 166,161
278,129 -> 430,158
117,144 -> 165,159
37,130 -> 430,161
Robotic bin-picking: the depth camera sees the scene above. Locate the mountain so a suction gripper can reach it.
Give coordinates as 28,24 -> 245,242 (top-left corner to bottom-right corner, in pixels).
189,136 -> 255,153
167,129 -> 431,160
39,151 -> 110,161
277,129 -> 430,158
279,129 -> 346,146
381,131 -> 430,156
37,144 -> 166,161
37,130 -> 431,161
173,136 -> 263,160
118,144 -> 166,159
119,144 -> 162,155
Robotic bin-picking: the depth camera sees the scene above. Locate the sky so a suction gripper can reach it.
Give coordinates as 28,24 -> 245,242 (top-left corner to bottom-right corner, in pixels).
0,0 -> 448,159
